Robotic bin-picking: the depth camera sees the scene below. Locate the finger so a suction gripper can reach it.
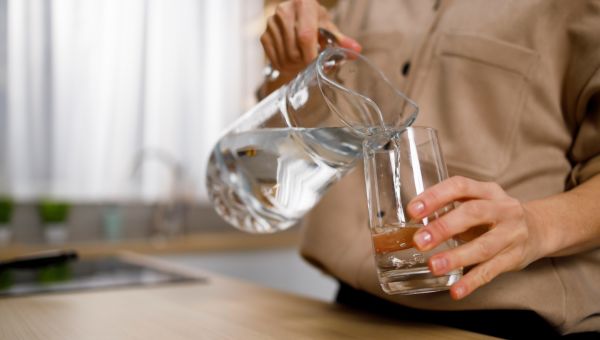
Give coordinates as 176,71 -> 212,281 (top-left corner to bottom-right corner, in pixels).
260,32 -> 280,70
320,21 -> 362,53
294,0 -> 320,63
339,36 -> 362,53
267,17 -> 286,71
274,2 -> 302,64
427,229 -> 506,276
408,176 -> 506,220
413,200 -> 496,251
449,252 -> 513,300
316,5 -> 362,52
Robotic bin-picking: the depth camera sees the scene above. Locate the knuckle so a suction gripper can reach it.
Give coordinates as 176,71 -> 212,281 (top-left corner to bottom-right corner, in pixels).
275,6 -> 291,21
510,198 -> 524,217
515,262 -> 528,271
502,197 -> 524,219
462,201 -> 484,220
423,186 -> 442,205
293,0 -> 317,8
319,8 -> 332,21
475,238 -> 494,260
286,51 -> 299,64
486,181 -> 503,195
513,224 -> 529,243
267,17 -> 277,30
281,55 -> 294,66
431,217 -> 452,239
297,29 -> 315,45
318,4 -> 331,19
512,251 -> 529,270
450,176 -> 469,193
260,34 -> 269,44
478,266 -> 495,285
287,51 -> 301,62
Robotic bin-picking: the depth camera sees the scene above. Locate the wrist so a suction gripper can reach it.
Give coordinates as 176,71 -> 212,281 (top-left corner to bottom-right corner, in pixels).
522,201 -> 560,260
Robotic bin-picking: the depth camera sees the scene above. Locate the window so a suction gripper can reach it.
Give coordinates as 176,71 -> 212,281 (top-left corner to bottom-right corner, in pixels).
0,0 -> 264,203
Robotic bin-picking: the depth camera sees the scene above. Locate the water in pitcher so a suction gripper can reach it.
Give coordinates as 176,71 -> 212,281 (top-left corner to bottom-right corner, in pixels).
206,127 -> 365,233
205,47 -> 419,234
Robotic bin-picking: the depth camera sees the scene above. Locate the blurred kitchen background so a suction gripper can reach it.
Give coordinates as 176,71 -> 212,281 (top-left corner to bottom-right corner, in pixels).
0,0 -> 338,301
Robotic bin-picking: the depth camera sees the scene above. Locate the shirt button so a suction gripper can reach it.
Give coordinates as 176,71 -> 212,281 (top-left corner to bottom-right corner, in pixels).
401,61 -> 411,76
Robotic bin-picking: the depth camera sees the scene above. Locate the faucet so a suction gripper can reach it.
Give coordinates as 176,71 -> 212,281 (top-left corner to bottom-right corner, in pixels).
130,148 -> 194,239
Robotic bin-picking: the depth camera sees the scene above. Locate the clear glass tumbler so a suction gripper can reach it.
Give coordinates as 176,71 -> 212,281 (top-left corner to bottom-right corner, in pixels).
363,127 -> 462,295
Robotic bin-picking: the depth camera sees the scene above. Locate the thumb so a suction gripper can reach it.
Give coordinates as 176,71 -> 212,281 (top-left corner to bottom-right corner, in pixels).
322,24 -> 362,53
337,35 -> 362,53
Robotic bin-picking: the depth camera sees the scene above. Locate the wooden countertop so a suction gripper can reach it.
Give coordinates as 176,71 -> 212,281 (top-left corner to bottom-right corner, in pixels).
0,253 -> 497,339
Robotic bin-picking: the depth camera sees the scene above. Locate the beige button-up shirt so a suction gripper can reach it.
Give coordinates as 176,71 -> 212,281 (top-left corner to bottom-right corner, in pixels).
300,0 -> 600,334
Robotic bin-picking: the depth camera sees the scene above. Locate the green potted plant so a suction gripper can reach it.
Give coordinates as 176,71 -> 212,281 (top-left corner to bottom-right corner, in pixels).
38,199 -> 71,244
0,196 -> 14,245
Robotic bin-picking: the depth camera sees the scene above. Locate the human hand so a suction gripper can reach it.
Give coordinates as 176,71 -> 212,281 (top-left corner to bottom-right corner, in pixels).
260,0 -> 361,81
407,176 -> 546,300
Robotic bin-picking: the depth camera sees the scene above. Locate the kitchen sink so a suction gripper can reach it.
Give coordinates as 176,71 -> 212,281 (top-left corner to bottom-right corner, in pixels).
0,255 -> 204,297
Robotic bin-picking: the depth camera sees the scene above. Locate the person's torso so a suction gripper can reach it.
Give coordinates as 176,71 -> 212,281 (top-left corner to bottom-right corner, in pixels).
300,0 -> 600,334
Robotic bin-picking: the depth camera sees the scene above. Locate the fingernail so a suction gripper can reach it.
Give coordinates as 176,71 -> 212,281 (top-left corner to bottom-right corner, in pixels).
430,257 -> 447,273
349,40 -> 362,52
453,285 -> 465,299
414,230 -> 432,248
410,201 -> 425,216
341,37 -> 362,52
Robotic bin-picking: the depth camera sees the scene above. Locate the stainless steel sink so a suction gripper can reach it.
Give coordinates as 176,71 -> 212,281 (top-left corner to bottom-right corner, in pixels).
0,256 -> 203,297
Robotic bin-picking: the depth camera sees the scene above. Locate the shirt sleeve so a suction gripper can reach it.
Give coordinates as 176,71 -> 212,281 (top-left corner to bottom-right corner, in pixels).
567,67 -> 600,188
564,2 -> 600,188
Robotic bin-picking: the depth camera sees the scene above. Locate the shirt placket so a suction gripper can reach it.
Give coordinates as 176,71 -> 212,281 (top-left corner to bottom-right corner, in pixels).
403,0 -> 453,101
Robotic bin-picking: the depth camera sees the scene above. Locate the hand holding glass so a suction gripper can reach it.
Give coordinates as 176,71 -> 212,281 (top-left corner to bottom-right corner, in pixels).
363,127 -> 462,294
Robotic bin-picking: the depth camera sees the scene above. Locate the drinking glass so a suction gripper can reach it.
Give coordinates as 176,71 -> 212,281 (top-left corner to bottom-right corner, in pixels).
363,127 -> 462,294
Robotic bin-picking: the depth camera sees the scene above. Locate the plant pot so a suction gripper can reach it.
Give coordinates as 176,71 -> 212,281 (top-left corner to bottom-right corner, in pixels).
103,206 -> 122,242
44,223 -> 68,245
0,224 -> 11,246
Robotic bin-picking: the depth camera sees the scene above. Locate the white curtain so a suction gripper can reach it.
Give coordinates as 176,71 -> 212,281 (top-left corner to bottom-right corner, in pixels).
0,0 -> 264,202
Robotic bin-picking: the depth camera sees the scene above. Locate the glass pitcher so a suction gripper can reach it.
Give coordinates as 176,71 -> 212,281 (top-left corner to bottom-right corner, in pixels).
206,46 -> 419,233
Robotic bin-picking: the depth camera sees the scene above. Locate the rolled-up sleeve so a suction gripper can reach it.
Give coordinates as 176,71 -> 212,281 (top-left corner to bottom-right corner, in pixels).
568,68 -> 600,187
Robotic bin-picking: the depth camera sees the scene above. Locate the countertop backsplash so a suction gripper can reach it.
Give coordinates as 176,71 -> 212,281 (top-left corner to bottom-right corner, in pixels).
3,203 -> 231,244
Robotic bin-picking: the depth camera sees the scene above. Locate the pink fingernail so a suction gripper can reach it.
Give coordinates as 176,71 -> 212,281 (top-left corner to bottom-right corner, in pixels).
453,285 -> 465,299
349,40 -> 362,52
341,37 -> 362,52
411,201 -> 425,215
414,230 -> 432,248
430,257 -> 447,273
